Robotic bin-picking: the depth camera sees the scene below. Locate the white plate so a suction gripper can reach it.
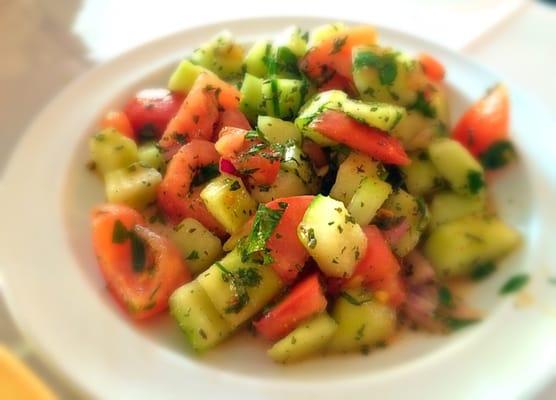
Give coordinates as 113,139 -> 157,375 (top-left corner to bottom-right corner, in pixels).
2,16 -> 556,400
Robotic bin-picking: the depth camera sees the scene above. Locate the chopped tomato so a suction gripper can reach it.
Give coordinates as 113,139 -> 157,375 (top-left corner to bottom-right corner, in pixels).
318,73 -> 357,97
157,140 -> 226,236
91,204 -> 190,319
300,26 -> 377,82
254,274 -> 327,341
302,140 -> 328,169
265,196 -> 314,282
215,109 -> 251,138
215,127 -> 280,186
101,111 -> 135,140
343,225 -> 406,307
124,89 -> 184,140
418,53 -> 445,82
310,110 -> 410,165
452,85 -> 510,156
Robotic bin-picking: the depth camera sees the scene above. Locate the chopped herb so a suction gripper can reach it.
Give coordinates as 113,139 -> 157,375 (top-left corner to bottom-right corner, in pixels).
355,324 -> 366,341
138,124 -> 157,141
471,261 -> 496,281
480,140 -> 516,170
173,133 -> 187,144
353,51 -> 397,85
438,286 -> 453,307
129,231 -> 146,273
239,204 -> 284,264
148,212 -> 166,225
444,317 -> 480,331
500,274 -> 530,295
191,163 -> 220,187
291,336 -> 297,345
199,329 -> 207,339
306,228 -> 317,249
467,170 -> 484,194
409,91 -> 436,118
330,36 -> 348,54
216,263 -> 262,314
327,221 -> 334,226
112,220 -> 129,243
229,180 -> 241,191
340,291 -> 372,306
344,214 -> 356,224
186,250 -> 200,260
360,345 -> 370,355
464,233 -> 483,243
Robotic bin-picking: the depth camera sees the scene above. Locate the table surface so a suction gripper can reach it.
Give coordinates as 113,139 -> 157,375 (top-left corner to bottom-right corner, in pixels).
1,0 -> 555,398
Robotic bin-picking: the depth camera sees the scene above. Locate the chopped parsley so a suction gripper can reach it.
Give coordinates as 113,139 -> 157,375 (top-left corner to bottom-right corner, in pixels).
216,263 -> 262,314
191,163 -> 220,187
470,261 -> 496,281
340,291 -> 373,306
112,220 -> 129,243
466,170 -> 485,194
186,250 -> 200,260
409,91 -> 436,118
444,317 -> 480,331
479,140 -> 516,170
353,51 -> 398,85
438,286 -> 453,307
239,204 -> 285,264
306,228 -> 317,249
355,324 -> 366,341
499,274 -> 530,295
229,180 -> 241,191
129,231 -> 146,273
330,36 -> 348,55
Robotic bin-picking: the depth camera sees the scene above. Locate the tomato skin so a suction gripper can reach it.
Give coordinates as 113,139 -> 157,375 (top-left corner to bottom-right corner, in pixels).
310,110 -> 410,165
215,127 -> 280,186
418,53 -> 445,82
452,85 -> 509,156
215,109 -> 251,138
254,274 -> 327,341
124,89 -> 184,140
342,225 -> 406,307
300,26 -> 377,82
91,204 -> 190,319
302,140 -> 328,169
101,111 -> 135,140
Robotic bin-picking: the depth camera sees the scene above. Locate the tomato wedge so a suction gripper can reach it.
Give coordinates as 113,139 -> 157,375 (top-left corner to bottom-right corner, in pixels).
101,111 -> 135,140
91,204 -> 190,319
452,84 -> 510,156
344,225 -> 406,307
124,89 -> 184,140
310,110 -> 410,165
418,53 -> 445,82
254,274 -> 327,341
215,109 -> 251,138
215,127 -> 280,186
300,26 -> 378,82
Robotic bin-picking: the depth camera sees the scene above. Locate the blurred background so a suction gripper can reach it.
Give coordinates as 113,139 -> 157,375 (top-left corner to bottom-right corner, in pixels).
0,0 -> 555,398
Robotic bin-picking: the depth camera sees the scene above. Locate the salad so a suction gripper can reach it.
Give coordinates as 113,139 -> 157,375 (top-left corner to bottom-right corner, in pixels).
89,23 -> 520,363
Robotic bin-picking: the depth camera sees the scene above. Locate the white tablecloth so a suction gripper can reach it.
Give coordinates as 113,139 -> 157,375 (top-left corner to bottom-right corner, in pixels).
1,0 -> 555,397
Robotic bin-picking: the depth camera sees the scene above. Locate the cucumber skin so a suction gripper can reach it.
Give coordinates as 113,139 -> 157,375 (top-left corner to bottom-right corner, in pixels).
348,177 -> 392,225
330,151 -> 380,206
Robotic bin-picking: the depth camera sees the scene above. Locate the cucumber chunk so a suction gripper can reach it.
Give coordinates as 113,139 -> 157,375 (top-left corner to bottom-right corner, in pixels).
424,216 -> 520,278
327,288 -> 396,353
167,60 -> 204,93
269,46 -> 301,79
171,218 -> 224,276
104,163 -> 161,210
342,99 -> 406,132
298,195 -> 367,278
197,249 -> 283,328
401,154 -> 442,196
381,189 -> 429,257
268,313 -> 337,363
200,173 -> 257,234
190,31 -> 244,79
244,39 -> 272,78
89,128 -> 138,175
390,110 -> 445,151
262,78 -> 307,120
275,26 -> 308,58
427,138 -> 485,196
308,23 -> 346,47
257,116 -> 301,144
281,142 -> 318,191
348,177 -> 392,225
169,280 -> 233,352
137,142 -> 165,173
330,151 -> 380,205
429,191 -> 485,230
240,73 -> 265,123
250,170 -> 312,203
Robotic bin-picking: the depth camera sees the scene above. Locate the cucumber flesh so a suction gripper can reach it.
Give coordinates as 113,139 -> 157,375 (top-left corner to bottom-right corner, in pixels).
424,215 -> 521,278
240,73 -> 265,123
257,116 -> 301,144
244,39 -> 272,78
167,60 -> 205,93
342,99 -> 406,132
262,78 -> 306,120
308,23 -> 346,47
169,280 -> 233,352
401,154 -> 442,197
268,313 -> 337,363
137,142 -> 165,173
104,163 -> 161,210
249,170 -> 312,203
330,151 -> 380,205
348,177 -> 392,225
190,31 -> 244,80
298,195 -> 367,278
429,191 -> 485,230
89,128 -> 138,175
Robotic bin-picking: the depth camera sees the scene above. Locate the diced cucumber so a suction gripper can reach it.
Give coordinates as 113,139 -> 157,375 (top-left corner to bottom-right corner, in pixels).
348,177 -> 392,225
429,191 -> 485,230
89,128 -> 138,175
240,73 -> 265,123
197,249 -> 283,328
294,90 -> 347,146
104,163 -> 161,209
244,39 -> 272,78
298,195 -> 367,278
281,142 -> 318,191
268,46 -> 301,79
167,60 -> 204,93
424,216 -> 520,278
268,313 -> 337,363
262,78 -> 307,120
308,23 -> 346,47
330,151 -> 380,205
342,99 -> 406,132
137,142 -> 165,173
169,280 -> 233,352
200,173 -> 257,234
257,116 -> 301,144
171,218 -> 224,276
390,110 -> 443,151
401,154 -> 442,196
327,288 -> 396,353
381,189 -> 429,257
190,31 -> 244,79
428,138 -> 485,196
429,83 -> 450,126
250,170 -> 312,203
352,46 -> 426,107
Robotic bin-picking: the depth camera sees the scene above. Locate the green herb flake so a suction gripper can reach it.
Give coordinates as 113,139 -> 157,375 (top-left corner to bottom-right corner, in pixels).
239,204 -> 284,264
186,250 -> 200,260
229,180 -> 241,191
217,263 -> 262,314
466,170 -> 485,194
112,220 -> 129,243
306,228 -> 317,249
499,274 -> 530,295
444,317 -> 480,331
409,91 -> 436,118
330,36 -> 348,55
355,324 -> 366,341
479,140 -> 516,170
353,51 -> 397,85
191,163 -> 220,187
438,286 -> 453,307
340,291 -> 372,306
471,261 -> 496,281
129,231 -> 146,273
